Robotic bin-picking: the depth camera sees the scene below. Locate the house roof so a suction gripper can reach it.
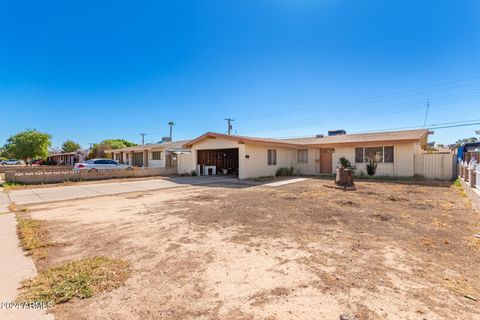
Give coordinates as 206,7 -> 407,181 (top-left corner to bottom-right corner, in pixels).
279,129 -> 429,146
184,129 -> 429,148
48,149 -> 88,157
105,140 -> 190,153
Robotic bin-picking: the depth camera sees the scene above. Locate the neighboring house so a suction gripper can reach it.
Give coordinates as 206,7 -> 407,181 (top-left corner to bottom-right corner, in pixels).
105,140 -> 191,170
457,142 -> 480,163
183,129 -> 430,179
47,149 -> 88,165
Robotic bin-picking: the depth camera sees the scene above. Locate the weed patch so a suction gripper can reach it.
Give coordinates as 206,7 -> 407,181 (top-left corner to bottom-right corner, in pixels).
16,257 -> 130,304
16,213 -> 50,258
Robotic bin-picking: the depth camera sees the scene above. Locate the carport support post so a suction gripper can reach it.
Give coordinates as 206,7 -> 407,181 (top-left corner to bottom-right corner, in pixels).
143,150 -> 148,168
131,151 -> 135,166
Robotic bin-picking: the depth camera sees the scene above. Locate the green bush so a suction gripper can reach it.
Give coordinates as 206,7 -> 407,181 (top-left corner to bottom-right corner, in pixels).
453,178 -> 461,187
289,166 -> 294,176
366,159 -> 377,176
338,157 -> 356,173
275,167 -> 291,177
191,170 -> 197,176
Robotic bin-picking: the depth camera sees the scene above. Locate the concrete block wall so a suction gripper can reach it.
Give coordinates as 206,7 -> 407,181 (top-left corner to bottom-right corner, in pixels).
468,167 -> 477,188
459,176 -> 480,212
5,167 -> 177,184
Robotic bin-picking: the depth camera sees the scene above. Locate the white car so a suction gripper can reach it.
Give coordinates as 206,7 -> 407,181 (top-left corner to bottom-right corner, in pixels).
1,159 -> 25,165
74,159 -> 133,172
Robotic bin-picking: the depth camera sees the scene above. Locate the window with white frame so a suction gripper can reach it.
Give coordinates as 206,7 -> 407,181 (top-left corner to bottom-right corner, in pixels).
297,149 -> 308,163
268,149 -> 277,165
355,146 -> 394,163
152,151 -> 163,160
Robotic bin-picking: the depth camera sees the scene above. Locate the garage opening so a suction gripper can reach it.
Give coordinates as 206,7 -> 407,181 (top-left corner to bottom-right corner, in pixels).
197,148 -> 239,176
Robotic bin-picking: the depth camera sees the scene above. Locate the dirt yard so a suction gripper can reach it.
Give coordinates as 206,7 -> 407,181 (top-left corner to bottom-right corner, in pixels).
24,178 -> 479,319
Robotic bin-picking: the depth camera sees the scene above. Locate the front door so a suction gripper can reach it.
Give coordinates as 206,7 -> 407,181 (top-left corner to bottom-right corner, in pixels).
319,148 -> 333,174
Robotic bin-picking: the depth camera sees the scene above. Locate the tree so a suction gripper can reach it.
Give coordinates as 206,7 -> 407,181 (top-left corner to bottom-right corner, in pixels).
86,139 -> 137,159
61,140 -> 81,153
168,121 -> 175,141
3,129 -> 52,163
455,137 -> 478,147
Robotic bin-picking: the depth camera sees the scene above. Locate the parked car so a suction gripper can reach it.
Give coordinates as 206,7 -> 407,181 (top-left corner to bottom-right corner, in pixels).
31,159 -> 46,166
1,159 -> 25,165
73,159 -> 133,172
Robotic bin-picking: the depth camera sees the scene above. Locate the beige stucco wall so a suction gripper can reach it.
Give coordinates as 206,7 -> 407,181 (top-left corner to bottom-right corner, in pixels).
186,138 -> 423,179
177,153 -> 193,174
333,142 -> 420,177
147,148 -> 165,168
243,144 -> 294,179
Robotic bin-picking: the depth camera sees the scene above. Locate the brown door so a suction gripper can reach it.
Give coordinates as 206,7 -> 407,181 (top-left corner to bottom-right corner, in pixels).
320,148 -> 333,174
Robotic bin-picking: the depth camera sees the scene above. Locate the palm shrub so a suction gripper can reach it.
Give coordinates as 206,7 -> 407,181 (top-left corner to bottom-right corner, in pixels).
338,157 -> 356,173
366,159 -> 377,176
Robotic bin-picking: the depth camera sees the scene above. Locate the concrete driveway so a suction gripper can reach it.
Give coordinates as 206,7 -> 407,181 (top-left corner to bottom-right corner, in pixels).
6,176 -> 255,205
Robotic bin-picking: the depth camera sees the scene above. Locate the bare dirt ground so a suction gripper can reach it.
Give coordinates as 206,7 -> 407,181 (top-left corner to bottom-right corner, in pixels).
24,178 -> 479,320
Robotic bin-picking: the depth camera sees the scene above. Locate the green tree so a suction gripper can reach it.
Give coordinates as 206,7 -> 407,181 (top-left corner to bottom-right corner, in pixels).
61,140 -> 81,153
3,129 -> 52,163
86,139 -> 137,159
455,137 -> 478,147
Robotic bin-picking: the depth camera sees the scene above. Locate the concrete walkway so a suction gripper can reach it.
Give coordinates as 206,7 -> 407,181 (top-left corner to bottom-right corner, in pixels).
0,187 -> 10,213
0,213 -> 54,320
7,176 -> 250,205
263,178 -> 307,187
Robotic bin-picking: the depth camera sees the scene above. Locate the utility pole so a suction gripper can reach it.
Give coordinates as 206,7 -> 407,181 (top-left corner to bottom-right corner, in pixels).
423,98 -> 430,127
168,121 -> 175,141
225,118 -> 234,135
139,133 -> 147,145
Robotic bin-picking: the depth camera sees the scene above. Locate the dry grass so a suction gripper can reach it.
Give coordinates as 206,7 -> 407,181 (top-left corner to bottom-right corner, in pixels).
9,202 -> 29,213
16,256 -> 130,304
16,213 -> 51,258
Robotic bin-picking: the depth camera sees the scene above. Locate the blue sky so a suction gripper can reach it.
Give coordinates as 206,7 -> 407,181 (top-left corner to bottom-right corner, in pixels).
1,0 -> 479,148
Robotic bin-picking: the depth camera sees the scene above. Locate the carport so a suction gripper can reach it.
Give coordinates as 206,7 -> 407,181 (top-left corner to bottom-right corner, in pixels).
197,148 -> 239,176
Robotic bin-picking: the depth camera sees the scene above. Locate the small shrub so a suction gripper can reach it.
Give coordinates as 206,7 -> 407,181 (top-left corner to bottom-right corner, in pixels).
338,157 -> 356,173
366,159 -> 377,176
275,167 -> 291,177
289,166 -> 295,176
191,170 -> 197,176
453,178 -> 461,187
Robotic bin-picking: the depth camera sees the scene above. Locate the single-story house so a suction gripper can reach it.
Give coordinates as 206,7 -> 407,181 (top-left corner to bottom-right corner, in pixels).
106,140 -> 192,170
47,149 -> 88,165
182,129 -> 430,179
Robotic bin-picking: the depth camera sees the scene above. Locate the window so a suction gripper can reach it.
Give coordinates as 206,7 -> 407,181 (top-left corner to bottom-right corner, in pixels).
354,146 -> 394,163
365,147 -> 383,162
106,160 -> 118,165
355,148 -> 364,163
384,146 -> 394,163
268,149 -> 277,165
152,151 -> 163,160
297,149 -> 308,163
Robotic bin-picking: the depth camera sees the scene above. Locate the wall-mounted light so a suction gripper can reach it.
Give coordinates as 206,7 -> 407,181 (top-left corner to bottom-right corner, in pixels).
245,155 -> 250,159
332,148 -> 335,153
